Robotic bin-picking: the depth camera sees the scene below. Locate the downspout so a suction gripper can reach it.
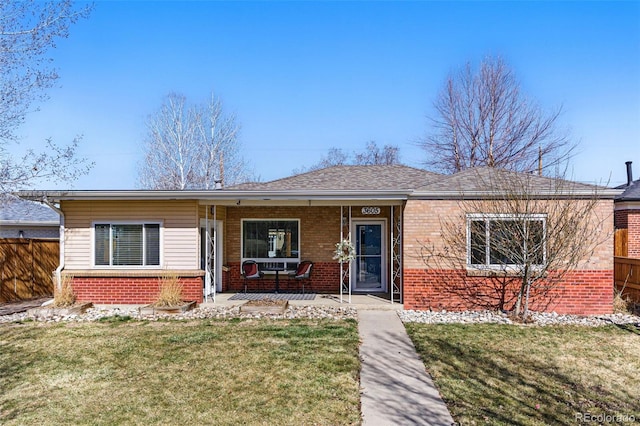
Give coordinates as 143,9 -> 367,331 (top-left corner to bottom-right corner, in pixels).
42,196 -> 64,291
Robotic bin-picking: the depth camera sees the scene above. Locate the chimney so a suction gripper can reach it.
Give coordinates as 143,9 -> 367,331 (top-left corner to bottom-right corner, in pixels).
214,179 -> 222,190
626,161 -> 633,186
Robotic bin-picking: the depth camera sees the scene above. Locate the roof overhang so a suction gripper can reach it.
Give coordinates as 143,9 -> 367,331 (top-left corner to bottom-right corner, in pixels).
615,201 -> 640,210
410,188 -> 623,200
17,186 -> 622,205
16,189 -> 411,206
0,220 -> 59,227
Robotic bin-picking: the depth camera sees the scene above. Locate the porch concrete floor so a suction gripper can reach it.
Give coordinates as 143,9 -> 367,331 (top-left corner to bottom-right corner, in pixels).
91,293 -> 403,312
200,293 -> 404,311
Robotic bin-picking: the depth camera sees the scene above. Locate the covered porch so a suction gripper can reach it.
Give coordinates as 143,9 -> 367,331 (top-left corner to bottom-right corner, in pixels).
198,199 -> 405,305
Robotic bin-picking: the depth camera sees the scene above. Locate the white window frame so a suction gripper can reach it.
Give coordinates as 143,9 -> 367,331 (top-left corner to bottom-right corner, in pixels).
466,213 -> 546,270
241,218 -> 300,272
92,221 -> 163,268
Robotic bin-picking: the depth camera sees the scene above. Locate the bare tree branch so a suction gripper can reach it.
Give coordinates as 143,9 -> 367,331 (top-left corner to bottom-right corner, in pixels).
138,92 -> 252,189
0,137 -> 94,192
0,0 -> 93,191
422,56 -> 574,175
0,0 -> 92,145
417,168 -> 610,319
293,141 -> 401,174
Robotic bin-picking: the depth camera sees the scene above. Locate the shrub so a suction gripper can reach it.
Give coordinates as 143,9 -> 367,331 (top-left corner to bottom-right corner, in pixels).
53,274 -> 76,307
153,271 -> 184,307
613,289 -> 633,314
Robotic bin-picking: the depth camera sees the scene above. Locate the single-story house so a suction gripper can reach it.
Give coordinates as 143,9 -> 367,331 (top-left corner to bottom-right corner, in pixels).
18,165 -> 619,314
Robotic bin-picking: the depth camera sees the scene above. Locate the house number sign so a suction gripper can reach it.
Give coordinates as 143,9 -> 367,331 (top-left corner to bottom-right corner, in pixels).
361,207 -> 381,215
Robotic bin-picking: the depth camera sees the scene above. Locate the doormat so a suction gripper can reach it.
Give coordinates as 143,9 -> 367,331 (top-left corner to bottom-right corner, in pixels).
229,293 -> 316,301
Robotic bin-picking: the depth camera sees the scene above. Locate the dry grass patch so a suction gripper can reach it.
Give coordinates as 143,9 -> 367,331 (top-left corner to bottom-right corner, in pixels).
405,323 -> 640,425
153,271 -> 184,307
53,274 -> 76,307
0,318 -> 360,425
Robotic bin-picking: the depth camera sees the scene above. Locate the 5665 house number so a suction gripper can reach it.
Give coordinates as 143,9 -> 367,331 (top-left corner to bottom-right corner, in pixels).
361,207 -> 381,215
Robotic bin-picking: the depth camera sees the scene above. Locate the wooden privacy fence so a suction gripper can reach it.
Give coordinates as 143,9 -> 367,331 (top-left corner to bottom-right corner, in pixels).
0,239 -> 59,302
614,229 -> 628,257
614,256 -> 640,302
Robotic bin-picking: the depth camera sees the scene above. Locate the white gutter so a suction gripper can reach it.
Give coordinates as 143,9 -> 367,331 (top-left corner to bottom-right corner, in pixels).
17,189 -> 412,202
41,196 -> 64,291
410,188 -> 623,200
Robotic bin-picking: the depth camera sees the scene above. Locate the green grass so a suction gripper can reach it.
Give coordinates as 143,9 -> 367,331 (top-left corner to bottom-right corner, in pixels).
0,318 -> 360,425
405,323 -> 640,425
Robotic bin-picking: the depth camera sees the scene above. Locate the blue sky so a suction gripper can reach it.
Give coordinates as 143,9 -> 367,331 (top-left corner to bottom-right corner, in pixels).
15,0 -> 640,189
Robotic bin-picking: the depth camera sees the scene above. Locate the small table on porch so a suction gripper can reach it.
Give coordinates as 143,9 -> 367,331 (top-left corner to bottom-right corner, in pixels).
262,265 -> 285,293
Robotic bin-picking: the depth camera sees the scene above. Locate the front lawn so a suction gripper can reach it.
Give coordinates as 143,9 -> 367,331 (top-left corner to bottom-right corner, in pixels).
0,317 -> 360,425
405,323 -> 640,425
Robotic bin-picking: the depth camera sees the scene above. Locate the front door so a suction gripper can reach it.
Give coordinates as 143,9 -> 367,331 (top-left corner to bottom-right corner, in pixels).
352,220 -> 386,292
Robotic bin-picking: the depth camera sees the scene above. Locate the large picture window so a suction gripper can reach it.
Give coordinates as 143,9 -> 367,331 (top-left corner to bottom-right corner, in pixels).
242,219 -> 299,270
467,214 -> 545,268
95,223 -> 160,267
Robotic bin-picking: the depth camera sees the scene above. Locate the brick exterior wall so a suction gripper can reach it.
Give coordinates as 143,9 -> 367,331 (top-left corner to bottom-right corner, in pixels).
628,211 -> 640,258
221,205 -> 394,293
403,199 -> 615,314
404,268 -> 613,314
614,208 -> 640,258
614,209 -> 629,229
225,261 -> 340,293
224,205 -> 352,262
69,275 -> 204,304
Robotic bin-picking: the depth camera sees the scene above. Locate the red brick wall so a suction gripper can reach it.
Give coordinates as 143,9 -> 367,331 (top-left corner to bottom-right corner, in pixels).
629,211 -> 640,258
614,209 -> 629,229
615,209 -> 640,258
225,206 -> 342,263
403,268 -> 613,315
70,276 -> 203,304
225,261 -> 340,293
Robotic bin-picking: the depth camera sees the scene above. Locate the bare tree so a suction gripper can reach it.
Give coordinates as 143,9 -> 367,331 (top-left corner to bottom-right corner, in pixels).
293,141 -> 400,174
139,94 -> 199,190
354,141 -> 400,166
0,0 -> 93,192
192,94 -> 248,188
138,92 -> 251,190
422,56 -> 573,175
418,168 -> 609,319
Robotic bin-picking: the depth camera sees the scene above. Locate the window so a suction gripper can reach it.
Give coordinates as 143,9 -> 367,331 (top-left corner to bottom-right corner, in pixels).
94,223 -> 160,267
242,220 -> 299,270
467,214 -> 545,268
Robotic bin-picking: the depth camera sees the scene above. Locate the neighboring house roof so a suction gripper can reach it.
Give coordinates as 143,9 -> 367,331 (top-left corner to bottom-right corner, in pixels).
228,165 -> 442,191
0,194 -> 59,226
615,179 -> 640,202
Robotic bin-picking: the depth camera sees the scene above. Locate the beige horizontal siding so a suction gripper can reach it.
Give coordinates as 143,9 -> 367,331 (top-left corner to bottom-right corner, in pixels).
62,200 -> 199,270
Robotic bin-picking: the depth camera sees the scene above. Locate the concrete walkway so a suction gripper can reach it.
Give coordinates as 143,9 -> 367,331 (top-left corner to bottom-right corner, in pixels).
358,310 -> 455,426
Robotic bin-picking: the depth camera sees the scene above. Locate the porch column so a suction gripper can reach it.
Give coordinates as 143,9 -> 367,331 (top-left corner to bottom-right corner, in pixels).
339,205 -> 352,303
204,205 -> 216,303
391,205 -> 403,304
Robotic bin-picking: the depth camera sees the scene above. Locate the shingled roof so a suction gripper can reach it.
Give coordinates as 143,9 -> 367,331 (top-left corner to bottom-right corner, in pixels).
415,167 -> 605,194
0,194 -> 59,224
616,179 -> 640,202
228,165 -> 442,191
